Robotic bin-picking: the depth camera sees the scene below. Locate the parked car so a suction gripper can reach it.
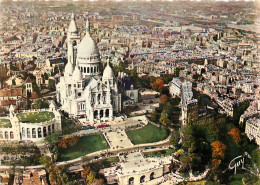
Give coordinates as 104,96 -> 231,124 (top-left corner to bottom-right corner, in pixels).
81,126 -> 94,130
97,124 -> 108,128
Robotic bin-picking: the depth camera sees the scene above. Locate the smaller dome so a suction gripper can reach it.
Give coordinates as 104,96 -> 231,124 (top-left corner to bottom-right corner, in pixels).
64,62 -> 73,76
103,61 -> 114,79
72,66 -> 82,81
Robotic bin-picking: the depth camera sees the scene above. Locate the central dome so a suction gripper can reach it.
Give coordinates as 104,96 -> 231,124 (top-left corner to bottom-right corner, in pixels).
77,32 -> 99,59
77,19 -> 99,61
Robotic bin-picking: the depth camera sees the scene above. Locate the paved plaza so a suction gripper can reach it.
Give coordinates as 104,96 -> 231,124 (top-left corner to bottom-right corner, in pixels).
103,129 -> 133,149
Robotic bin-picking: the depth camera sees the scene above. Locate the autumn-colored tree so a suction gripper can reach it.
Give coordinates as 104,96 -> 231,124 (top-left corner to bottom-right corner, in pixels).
211,158 -> 221,172
85,170 -> 104,185
211,140 -> 226,159
151,79 -> 164,91
82,165 -> 91,178
160,94 -> 168,104
228,127 -> 241,144
58,136 -> 79,149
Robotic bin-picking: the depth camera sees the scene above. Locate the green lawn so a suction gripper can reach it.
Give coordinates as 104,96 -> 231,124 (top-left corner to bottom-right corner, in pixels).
17,111 -> 54,123
58,135 -> 109,161
89,157 -> 119,171
143,148 -> 175,157
186,180 -> 207,185
0,119 -> 12,128
126,124 -> 169,145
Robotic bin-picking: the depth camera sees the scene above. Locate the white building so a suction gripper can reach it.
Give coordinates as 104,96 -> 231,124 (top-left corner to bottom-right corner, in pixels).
169,77 -> 193,103
0,102 -> 62,141
56,14 -> 121,124
245,117 -> 260,147
169,77 -> 196,125
102,152 -> 172,185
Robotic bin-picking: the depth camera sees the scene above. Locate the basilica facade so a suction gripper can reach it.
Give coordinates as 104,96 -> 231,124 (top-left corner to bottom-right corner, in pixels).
56,14 -> 121,123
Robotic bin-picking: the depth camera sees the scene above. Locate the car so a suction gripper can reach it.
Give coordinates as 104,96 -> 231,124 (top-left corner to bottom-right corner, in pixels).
81,126 -> 94,130
97,124 -> 108,128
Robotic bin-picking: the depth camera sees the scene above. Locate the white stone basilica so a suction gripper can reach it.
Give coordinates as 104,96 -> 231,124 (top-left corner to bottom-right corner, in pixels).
56,14 -> 121,123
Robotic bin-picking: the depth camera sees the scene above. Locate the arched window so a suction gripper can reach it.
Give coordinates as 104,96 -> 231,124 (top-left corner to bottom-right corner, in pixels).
27,128 -> 31,138
43,127 -> 47,137
87,67 -> 90,73
48,125 -> 51,133
38,128 -> 42,138
98,94 -> 101,104
106,109 -> 109,117
130,92 -> 134,99
84,67 -> 86,73
5,131 -> 8,139
97,66 -> 99,72
22,128 -> 25,138
91,67 -> 93,73
52,124 -> 55,132
32,128 -> 36,138
10,132 -> 14,139
94,110 -> 98,119
129,177 -> 134,185
94,67 -> 96,73
100,110 -> 104,118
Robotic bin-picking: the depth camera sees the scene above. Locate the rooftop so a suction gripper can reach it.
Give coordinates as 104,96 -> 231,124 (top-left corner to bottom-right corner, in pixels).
17,111 -> 54,123
0,119 -> 12,128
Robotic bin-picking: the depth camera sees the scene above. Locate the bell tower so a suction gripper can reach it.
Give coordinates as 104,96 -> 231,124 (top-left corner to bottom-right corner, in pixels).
67,13 -> 80,68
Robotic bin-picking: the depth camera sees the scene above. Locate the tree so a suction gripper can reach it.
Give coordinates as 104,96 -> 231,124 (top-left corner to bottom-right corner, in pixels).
40,156 -> 74,185
45,131 -> 61,161
181,125 -> 196,153
228,128 -> 241,144
211,140 -> 226,160
82,166 -> 91,179
179,154 -> 201,172
151,110 -> 159,123
33,99 -> 49,109
58,136 -> 79,149
85,170 -> 104,185
159,110 -> 171,127
151,78 -> 164,92
171,129 -> 180,147
160,94 -> 168,104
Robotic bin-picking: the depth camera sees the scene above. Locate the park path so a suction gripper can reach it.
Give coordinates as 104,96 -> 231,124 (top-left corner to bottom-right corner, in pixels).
0,131 -> 172,170
0,116 -> 173,170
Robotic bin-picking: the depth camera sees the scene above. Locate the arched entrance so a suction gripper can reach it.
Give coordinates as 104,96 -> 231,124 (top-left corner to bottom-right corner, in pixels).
94,110 -> 98,119
140,175 -> 145,183
150,172 -> 155,180
129,177 -> 134,185
100,110 -> 104,118
10,132 -> 14,139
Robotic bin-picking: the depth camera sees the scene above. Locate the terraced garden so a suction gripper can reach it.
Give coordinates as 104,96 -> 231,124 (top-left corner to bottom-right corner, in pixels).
17,111 -> 54,123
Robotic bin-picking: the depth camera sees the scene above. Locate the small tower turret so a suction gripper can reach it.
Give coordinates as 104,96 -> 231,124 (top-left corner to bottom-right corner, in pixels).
67,13 -> 80,68
25,76 -> 33,96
